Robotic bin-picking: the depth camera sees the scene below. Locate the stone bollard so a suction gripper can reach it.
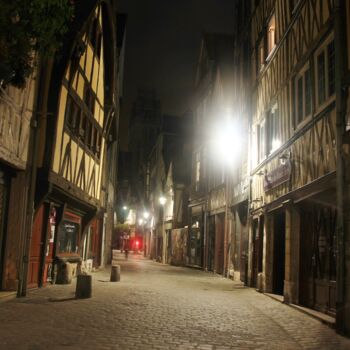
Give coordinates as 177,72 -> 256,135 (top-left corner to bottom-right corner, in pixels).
110,265 -> 121,282
75,274 -> 92,299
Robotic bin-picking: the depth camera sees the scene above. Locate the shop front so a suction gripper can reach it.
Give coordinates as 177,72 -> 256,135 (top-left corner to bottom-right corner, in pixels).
188,205 -> 204,268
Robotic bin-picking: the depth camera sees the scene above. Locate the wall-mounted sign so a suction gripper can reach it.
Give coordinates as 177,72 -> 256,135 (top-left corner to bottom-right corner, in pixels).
57,220 -> 80,254
263,160 -> 291,191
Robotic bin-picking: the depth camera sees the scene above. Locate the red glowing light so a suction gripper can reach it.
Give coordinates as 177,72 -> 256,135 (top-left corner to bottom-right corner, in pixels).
136,241 -> 139,246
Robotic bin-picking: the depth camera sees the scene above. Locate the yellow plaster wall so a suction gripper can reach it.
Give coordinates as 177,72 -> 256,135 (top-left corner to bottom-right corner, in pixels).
79,50 -> 86,71
86,46 -> 93,82
76,73 -> 84,99
70,140 -> 78,181
91,60 -> 99,93
75,148 -> 84,185
52,87 -> 68,173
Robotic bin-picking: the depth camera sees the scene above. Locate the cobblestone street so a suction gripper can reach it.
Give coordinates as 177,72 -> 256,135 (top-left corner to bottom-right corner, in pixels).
0,253 -> 349,350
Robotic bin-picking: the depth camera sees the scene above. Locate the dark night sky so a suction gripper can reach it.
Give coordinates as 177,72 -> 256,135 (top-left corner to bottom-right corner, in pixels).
117,0 -> 235,149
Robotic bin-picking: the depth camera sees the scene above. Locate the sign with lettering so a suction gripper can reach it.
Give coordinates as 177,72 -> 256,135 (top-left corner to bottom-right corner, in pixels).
264,160 -> 291,191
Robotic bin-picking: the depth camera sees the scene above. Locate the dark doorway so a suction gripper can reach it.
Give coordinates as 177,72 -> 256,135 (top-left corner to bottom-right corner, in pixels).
299,201 -> 337,315
273,212 -> 285,295
215,213 -> 225,274
252,217 -> 264,288
0,171 -> 9,290
207,215 -> 215,271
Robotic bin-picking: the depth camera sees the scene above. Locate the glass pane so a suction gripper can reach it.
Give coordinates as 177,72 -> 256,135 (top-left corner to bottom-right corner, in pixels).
317,51 -> 326,105
327,41 -> 335,96
297,76 -> 303,123
58,221 -> 79,254
305,69 -> 311,116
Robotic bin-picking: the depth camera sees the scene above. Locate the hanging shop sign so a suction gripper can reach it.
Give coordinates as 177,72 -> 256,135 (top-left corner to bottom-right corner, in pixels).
263,160 -> 291,192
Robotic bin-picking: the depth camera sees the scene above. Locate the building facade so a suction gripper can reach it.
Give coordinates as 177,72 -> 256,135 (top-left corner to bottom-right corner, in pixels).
247,0 -> 350,334
190,33 -> 234,272
0,64 -> 37,293
23,0 -> 122,291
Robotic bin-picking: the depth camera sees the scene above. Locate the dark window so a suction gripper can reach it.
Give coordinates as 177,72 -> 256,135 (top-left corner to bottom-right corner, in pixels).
297,76 -> 303,124
66,96 -> 80,129
328,41 -> 335,96
84,85 -> 95,116
305,69 -> 312,116
295,66 -> 312,125
317,51 -> 326,105
65,94 -> 102,158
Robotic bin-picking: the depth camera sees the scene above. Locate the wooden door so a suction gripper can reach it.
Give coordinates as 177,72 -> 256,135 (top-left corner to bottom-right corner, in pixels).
273,212 -> 285,295
251,219 -> 259,288
299,203 -> 336,315
0,175 -> 8,289
207,215 -> 215,271
28,205 -> 45,288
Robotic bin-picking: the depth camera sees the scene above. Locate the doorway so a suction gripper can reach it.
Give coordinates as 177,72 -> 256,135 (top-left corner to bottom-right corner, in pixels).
252,217 -> 264,288
273,211 -> 285,295
207,215 -> 215,271
215,213 -> 225,274
299,201 -> 336,315
0,171 -> 8,290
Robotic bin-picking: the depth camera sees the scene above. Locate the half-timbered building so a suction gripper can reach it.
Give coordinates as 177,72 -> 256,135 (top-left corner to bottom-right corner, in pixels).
25,0 -> 120,289
0,66 -> 37,293
190,33 -> 234,271
248,0 -> 348,330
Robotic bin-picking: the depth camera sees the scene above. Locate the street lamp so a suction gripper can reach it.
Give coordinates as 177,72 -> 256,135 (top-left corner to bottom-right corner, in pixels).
159,196 -> 167,206
210,115 -> 242,276
143,211 -> 150,220
122,205 -> 128,211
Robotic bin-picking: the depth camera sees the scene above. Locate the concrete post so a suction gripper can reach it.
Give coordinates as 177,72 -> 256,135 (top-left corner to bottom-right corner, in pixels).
110,265 -> 121,282
75,274 -> 92,299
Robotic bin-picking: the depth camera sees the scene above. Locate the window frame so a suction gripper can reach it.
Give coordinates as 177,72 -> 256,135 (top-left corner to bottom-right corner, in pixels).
314,35 -> 335,111
294,62 -> 312,129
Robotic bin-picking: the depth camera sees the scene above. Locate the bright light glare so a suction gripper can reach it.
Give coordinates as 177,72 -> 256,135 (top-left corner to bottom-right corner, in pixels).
138,218 -> 144,225
143,211 -> 150,219
159,196 -> 167,206
122,206 -> 128,210
212,119 -> 241,165
271,139 -> 281,152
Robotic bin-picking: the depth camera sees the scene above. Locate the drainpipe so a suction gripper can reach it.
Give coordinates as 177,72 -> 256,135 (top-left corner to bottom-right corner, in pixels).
334,0 -> 347,333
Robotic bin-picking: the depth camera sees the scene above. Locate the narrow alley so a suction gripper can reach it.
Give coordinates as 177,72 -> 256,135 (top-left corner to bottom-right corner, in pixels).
0,253 -> 349,350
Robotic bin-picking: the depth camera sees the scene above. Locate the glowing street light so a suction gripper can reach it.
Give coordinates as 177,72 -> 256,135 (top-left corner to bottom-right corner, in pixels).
138,218 -> 144,225
143,211 -> 150,219
122,205 -> 128,210
159,196 -> 167,206
211,116 -> 242,166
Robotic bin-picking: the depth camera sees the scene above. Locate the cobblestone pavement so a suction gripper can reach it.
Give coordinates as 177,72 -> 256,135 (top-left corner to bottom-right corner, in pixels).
0,253 -> 350,350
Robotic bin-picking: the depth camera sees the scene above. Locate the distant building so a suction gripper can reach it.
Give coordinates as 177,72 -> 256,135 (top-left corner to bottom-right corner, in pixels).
146,114 -> 192,263
189,32 -> 234,270
129,88 -> 162,205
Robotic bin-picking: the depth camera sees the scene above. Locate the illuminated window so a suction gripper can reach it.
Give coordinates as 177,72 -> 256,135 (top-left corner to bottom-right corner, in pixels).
266,104 -> 280,155
195,151 -> 201,191
257,121 -> 266,163
267,14 -> 276,56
